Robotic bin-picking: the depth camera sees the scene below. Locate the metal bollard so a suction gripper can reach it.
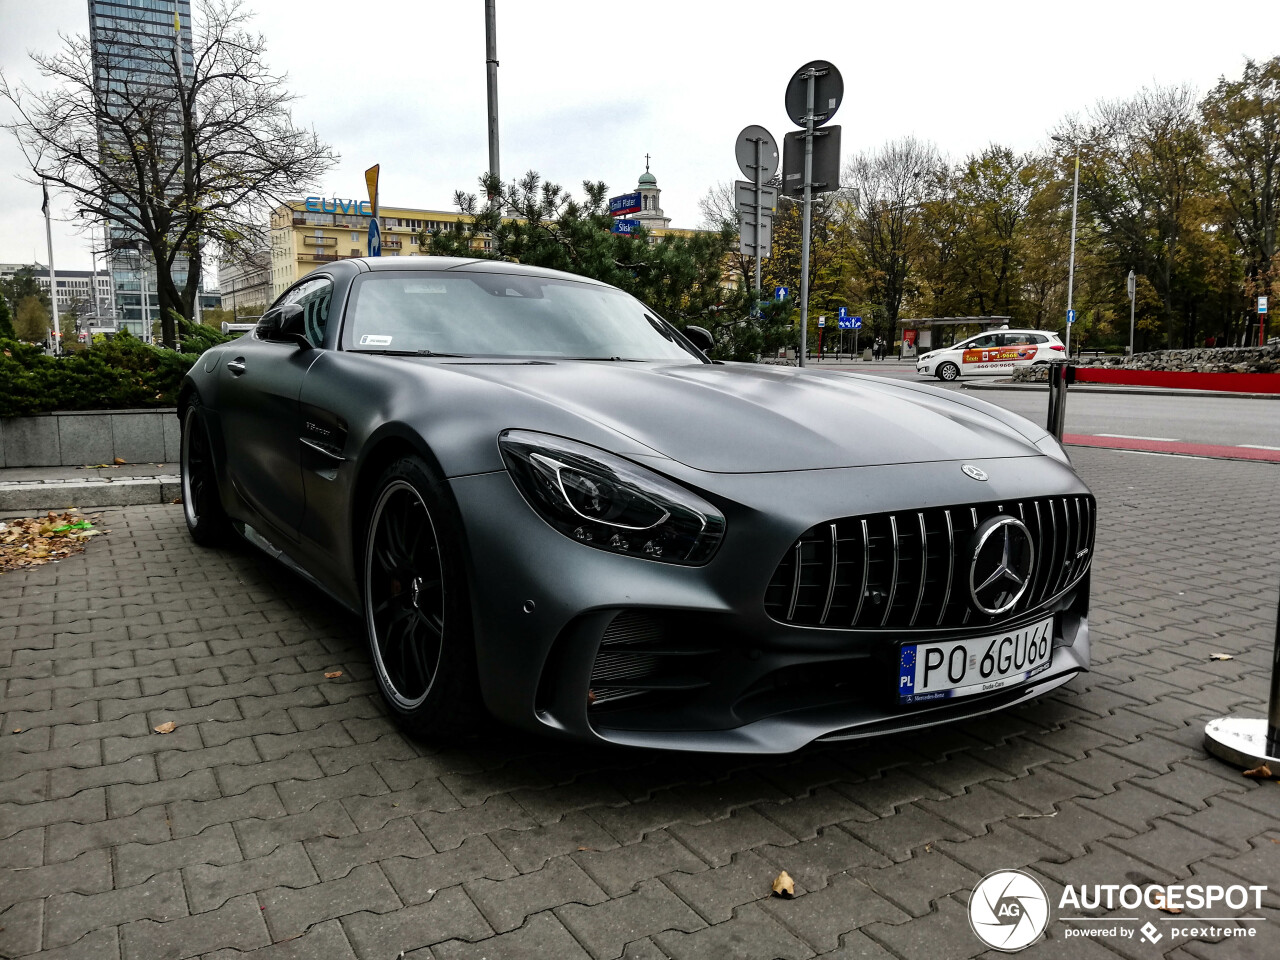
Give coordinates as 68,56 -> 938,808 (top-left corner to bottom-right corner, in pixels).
1045,361 -> 1073,440
1204,580 -> 1280,770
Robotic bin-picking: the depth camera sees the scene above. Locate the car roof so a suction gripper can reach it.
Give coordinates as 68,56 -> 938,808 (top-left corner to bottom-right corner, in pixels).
351,256 -> 609,286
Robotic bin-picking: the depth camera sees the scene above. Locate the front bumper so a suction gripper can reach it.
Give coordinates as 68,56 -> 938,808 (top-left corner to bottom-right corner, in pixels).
450,453 -> 1092,753
916,359 -> 935,375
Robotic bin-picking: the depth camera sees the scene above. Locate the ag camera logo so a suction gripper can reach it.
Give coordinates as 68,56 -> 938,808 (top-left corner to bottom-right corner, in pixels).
969,869 -> 1050,952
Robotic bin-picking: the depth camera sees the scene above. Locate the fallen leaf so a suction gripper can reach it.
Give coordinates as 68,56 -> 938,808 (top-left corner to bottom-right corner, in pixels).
172,498 -> 183,505
113,457 -> 126,464
153,721 -> 177,734
1017,811 -> 1059,819
1208,653 -> 1234,661
324,671 -> 343,679
771,870 -> 795,898
12,728 -> 21,734
1242,763 -> 1273,779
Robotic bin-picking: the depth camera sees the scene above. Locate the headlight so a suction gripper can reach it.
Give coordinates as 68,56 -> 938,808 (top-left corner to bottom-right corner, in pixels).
498,430 -> 725,564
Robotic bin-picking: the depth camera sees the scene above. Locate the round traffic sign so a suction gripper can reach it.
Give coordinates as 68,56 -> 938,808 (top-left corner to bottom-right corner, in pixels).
785,60 -> 843,128
735,125 -> 779,182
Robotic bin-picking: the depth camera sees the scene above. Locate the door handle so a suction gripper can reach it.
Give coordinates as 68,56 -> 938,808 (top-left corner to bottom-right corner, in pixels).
226,358 -> 246,375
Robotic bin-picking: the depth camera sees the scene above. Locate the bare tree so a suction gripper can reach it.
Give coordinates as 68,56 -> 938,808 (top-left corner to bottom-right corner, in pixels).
843,137 -> 941,339
1,0 -> 336,348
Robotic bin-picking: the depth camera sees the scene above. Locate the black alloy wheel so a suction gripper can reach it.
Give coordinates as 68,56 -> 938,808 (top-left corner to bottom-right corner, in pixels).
180,399 -> 230,545
362,457 -> 482,735
937,361 -> 960,382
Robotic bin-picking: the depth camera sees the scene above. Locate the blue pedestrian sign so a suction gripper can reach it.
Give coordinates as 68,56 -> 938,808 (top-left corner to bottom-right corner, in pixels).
367,218 -> 381,257
1067,308 -> 1076,325
853,316 -> 863,330
775,286 -> 789,301
611,218 -> 640,235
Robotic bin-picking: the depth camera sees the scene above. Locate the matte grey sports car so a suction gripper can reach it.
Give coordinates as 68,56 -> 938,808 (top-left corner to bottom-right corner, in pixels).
179,256 -> 1094,753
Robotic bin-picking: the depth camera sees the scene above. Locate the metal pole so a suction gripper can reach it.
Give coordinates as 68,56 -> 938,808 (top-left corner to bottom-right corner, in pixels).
798,69 -> 815,368
105,222 -> 118,327
43,193 -> 61,356
140,252 -> 150,342
1204,579 -> 1280,770
753,138 -> 762,315
1065,144 -> 1079,357
484,0 -> 500,188
1127,269 -> 1136,356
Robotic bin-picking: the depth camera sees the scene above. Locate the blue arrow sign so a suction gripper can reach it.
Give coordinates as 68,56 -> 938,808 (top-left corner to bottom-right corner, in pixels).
775,286 -> 788,300
611,218 -> 641,235
838,318 -> 853,330
1067,308 -> 1076,324
853,316 -> 863,330
838,306 -> 848,319
367,218 -> 381,257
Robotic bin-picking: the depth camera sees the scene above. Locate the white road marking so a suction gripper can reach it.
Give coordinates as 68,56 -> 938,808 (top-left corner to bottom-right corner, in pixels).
1095,433 -> 1181,442
1239,444 -> 1280,451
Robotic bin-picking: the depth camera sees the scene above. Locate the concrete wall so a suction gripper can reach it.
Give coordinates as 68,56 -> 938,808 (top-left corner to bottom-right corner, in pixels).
0,409 -> 179,467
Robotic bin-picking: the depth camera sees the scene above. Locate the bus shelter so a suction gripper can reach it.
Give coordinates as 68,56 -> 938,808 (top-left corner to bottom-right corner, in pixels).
896,317 -> 1012,357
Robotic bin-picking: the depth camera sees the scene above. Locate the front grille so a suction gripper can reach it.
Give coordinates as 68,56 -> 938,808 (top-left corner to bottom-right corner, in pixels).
588,611 -> 715,709
764,495 -> 1095,631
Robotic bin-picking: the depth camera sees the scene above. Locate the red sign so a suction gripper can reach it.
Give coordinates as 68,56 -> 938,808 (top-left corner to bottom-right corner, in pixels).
903,329 -> 918,347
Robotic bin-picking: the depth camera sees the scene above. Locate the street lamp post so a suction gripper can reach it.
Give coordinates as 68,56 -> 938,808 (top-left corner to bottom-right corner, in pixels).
1052,135 -> 1080,357
1127,269 -> 1136,356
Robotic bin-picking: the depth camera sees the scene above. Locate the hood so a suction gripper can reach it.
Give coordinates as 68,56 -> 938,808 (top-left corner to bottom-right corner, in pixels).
425,360 -> 1044,473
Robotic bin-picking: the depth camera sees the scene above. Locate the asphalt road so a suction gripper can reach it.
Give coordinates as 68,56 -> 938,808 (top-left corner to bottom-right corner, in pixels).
822,361 -> 1280,450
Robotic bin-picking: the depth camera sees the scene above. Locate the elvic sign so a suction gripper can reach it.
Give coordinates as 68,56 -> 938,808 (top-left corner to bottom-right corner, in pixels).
304,197 -> 374,216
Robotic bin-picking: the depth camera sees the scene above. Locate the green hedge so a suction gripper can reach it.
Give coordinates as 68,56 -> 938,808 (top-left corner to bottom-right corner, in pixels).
0,332 -> 198,417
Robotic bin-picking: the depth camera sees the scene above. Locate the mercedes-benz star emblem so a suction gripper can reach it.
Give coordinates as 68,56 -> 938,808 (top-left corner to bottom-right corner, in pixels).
962,464 -> 989,481
969,516 -> 1035,615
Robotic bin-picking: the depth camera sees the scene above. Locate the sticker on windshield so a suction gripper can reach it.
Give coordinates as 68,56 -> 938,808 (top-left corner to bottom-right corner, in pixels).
403,282 -> 448,294
359,335 -> 393,346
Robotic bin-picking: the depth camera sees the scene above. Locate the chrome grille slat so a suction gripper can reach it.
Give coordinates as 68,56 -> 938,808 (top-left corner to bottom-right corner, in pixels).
880,516 -> 900,627
819,523 -> 839,625
851,519 -> 870,626
909,512 -> 928,627
937,510 -> 954,627
1031,500 -> 1048,606
786,541 -> 803,621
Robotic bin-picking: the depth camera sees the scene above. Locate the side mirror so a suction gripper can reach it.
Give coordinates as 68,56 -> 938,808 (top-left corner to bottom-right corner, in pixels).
685,325 -> 715,354
258,303 -> 311,349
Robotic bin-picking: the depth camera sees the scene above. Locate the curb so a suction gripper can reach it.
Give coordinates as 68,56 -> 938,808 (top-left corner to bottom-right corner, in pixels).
0,476 -> 181,515
962,382 -> 1280,400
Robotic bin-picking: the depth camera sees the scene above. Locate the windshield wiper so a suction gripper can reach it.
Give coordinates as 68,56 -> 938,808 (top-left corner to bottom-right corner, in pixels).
559,356 -> 647,362
355,349 -> 468,358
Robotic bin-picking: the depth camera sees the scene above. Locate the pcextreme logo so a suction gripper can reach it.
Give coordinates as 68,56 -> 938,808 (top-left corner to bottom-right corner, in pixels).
968,871 -> 1269,951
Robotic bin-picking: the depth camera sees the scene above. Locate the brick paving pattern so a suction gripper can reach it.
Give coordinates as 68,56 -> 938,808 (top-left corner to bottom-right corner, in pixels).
1,447 -> 1278,959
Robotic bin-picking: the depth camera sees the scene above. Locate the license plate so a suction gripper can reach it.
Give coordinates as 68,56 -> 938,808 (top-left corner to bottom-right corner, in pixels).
897,616 -> 1053,704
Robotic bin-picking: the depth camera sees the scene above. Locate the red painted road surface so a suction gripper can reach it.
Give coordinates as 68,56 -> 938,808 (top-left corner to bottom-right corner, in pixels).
1064,433 -> 1280,462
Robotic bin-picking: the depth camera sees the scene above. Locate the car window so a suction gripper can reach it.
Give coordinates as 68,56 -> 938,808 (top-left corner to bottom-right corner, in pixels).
283,277 -> 333,346
970,334 -> 1000,348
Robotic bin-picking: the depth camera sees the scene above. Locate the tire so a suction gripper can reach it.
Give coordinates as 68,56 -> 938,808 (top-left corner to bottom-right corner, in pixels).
180,397 -> 231,546
937,362 -> 960,382
362,455 -> 483,738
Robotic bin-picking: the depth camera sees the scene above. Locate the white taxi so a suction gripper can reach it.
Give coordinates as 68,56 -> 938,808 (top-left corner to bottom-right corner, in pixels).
915,328 -> 1065,381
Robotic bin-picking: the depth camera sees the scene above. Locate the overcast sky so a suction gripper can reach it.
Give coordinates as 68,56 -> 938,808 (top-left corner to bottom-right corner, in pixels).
2,0 -> 1277,277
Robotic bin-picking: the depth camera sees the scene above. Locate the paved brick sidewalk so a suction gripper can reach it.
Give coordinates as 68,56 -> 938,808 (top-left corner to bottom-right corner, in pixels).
1,448 -> 1277,960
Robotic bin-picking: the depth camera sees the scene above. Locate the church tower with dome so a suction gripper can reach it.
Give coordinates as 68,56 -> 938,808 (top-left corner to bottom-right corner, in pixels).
633,154 -> 671,229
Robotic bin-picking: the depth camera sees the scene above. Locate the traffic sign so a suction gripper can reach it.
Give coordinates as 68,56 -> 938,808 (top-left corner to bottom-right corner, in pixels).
735,125 -> 780,182
1260,296 -> 1269,315
784,60 -> 844,128
817,316 -> 825,328
853,316 -> 863,330
838,306 -> 848,319
838,317 -> 852,330
738,215 -> 772,258
364,164 -> 380,211
734,181 -> 778,216
367,218 -> 381,257
1067,309 -> 1076,325
775,286 -> 789,300
609,193 -> 642,216
612,218 -> 640,235
782,126 -> 842,196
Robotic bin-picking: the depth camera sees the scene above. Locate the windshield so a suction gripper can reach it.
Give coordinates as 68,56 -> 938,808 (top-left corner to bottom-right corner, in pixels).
342,271 -> 704,361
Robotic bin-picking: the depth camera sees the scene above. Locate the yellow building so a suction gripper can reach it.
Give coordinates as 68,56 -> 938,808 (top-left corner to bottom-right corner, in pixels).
269,166 -> 706,301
